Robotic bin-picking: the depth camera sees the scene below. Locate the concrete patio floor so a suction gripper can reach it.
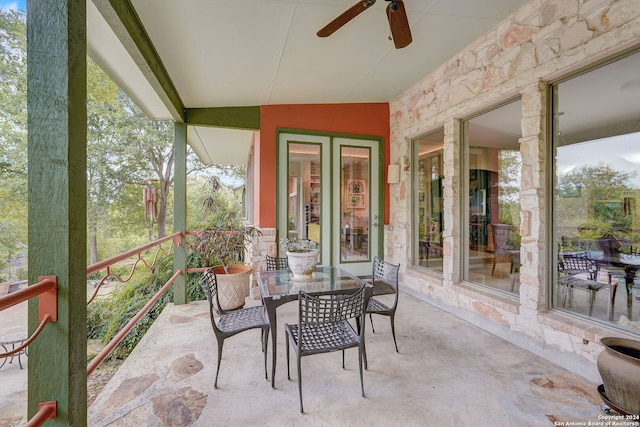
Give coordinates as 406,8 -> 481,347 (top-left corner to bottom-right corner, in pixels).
87,292 -> 612,427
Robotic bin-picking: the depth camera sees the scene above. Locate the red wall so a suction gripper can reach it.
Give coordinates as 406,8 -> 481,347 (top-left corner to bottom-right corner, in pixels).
255,103 -> 390,228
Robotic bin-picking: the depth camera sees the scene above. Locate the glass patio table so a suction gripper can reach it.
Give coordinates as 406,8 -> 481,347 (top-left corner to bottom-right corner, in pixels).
256,265 -> 366,388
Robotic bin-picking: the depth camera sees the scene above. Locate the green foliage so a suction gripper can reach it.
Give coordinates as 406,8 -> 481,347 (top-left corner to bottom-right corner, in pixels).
0,10 -> 28,280
189,212 -> 261,273
86,253 -> 208,360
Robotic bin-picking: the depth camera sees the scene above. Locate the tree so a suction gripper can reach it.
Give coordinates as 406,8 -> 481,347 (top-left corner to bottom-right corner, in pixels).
0,9 -> 27,278
557,163 -> 636,231
87,58 -> 122,263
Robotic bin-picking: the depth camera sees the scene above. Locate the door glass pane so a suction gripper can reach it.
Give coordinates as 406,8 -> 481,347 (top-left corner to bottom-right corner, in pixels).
414,130 -> 444,271
287,143 -> 321,251
341,146 -> 370,262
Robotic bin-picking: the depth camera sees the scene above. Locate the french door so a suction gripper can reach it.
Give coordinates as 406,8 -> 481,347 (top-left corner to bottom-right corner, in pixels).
277,132 -> 381,276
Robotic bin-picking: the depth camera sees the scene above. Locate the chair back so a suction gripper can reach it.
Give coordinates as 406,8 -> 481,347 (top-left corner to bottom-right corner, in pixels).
560,253 -> 596,279
199,268 -> 225,321
298,284 -> 371,330
372,256 -> 400,304
491,224 -> 518,255
266,255 -> 289,271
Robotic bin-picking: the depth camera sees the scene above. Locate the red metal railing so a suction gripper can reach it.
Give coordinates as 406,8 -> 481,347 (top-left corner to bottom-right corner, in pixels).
0,276 -> 58,426
85,232 -> 184,374
86,232 -> 181,304
2,231 -> 193,425
87,269 -> 182,376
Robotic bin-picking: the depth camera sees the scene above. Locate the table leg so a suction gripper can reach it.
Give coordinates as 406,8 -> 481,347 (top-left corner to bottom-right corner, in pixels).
264,299 -> 278,388
625,268 -> 635,320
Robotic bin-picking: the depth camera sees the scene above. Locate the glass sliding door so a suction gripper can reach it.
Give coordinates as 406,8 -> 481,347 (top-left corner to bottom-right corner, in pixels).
332,137 -> 380,276
340,146 -> 370,262
286,144 -> 321,245
278,133 -> 381,276
278,133 -> 331,264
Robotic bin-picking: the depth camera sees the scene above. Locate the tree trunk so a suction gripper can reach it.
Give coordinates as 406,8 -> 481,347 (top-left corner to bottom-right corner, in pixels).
89,233 -> 98,265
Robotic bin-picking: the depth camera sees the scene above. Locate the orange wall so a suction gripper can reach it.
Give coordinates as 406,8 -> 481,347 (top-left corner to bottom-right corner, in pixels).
255,103 -> 390,228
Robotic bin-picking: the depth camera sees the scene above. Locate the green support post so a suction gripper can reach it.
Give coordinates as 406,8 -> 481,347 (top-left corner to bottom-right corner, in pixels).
27,0 -> 87,424
173,122 -> 187,304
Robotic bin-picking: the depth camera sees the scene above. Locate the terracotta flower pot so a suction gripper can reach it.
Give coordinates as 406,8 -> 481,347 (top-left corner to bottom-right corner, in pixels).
597,337 -> 640,415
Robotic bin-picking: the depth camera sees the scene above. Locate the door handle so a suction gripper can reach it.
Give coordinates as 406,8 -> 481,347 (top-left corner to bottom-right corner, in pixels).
373,223 -> 378,227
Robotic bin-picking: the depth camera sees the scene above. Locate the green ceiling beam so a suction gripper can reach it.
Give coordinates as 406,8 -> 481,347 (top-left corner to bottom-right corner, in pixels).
185,106 -> 260,130
92,0 -> 184,121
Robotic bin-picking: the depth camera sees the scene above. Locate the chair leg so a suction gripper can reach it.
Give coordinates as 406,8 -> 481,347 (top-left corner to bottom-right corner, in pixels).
215,339 -> 224,389
369,313 -> 376,333
285,332 -> 291,380
588,289 -> 596,317
363,337 -> 368,371
297,355 -> 304,413
358,345 -> 365,398
389,314 -> 398,353
263,327 -> 269,380
342,349 -> 345,369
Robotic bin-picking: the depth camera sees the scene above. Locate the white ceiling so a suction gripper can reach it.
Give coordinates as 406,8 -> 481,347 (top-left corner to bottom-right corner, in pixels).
88,0 -> 530,165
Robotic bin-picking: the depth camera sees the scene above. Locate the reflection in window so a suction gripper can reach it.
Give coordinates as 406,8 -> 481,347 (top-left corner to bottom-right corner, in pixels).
553,51 -> 640,333
413,130 -> 444,271
463,100 -> 522,294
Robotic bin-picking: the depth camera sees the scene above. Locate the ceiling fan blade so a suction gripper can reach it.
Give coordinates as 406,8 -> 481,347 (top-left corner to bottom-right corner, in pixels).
386,0 -> 412,48
317,0 -> 376,38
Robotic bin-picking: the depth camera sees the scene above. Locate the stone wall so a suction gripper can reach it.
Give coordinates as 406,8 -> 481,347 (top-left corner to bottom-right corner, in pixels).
388,0 -> 640,378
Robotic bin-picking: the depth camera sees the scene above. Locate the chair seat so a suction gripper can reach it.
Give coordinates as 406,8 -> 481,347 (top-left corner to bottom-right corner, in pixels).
217,306 -> 268,333
286,320 -> 359,354
366,297 -> 390,313
558,275 -> 607,291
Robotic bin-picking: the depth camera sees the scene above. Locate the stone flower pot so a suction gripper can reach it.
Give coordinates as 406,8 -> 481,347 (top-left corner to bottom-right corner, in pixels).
213,264 -> 252,310
597,337 -> 640,415
286,249 -> 319,282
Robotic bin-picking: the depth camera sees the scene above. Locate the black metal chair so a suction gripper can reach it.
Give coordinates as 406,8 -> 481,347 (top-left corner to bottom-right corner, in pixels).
366,256 -> 401,353
266,255 -> 289,271
284,284 -> 372,413
199,268 -> 270,388
558,253 -> 607,316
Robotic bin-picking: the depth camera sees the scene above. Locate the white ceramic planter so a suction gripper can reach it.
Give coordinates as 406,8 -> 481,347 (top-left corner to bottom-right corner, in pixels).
213,264 -> 252,310
286,249 -> 319,281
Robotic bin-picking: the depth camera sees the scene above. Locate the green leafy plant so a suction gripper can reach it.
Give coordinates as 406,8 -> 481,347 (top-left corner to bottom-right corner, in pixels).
280,237 -> 318,253
189,212 -> 262,273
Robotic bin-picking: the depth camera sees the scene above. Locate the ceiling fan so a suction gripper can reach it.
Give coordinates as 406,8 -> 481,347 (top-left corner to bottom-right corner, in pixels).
317,0 -> 412,49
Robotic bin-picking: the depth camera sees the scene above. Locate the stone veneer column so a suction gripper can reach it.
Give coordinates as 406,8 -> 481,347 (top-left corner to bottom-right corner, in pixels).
517,84 -> 548,328
443,119 -> 461,286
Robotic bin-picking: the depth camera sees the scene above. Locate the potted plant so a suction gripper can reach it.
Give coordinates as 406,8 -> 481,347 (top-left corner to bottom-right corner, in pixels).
190,212 -> 262,310
281,237 -> 319,282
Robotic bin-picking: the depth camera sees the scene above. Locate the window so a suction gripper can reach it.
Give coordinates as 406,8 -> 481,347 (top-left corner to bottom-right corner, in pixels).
413,130 -> 444,272
552,51 -> 640,332
463,100 -> 522,294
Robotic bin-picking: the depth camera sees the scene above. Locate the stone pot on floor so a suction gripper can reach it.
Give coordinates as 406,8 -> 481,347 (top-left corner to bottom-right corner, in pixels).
597,336 -> 640,415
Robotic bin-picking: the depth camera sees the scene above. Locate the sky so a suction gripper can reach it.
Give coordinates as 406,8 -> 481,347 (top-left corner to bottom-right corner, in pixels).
557,131 -> 640,188
0,1 -> 25,12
